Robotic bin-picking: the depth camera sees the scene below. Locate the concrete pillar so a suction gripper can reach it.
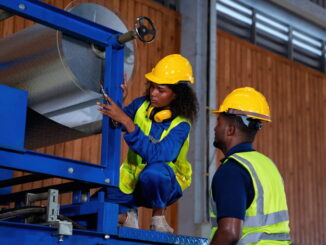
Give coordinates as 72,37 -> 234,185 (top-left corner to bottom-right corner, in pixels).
178,0 -> 217,238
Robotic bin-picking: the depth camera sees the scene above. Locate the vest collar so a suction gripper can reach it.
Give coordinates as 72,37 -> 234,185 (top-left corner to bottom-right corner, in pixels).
221,142 -> 254,163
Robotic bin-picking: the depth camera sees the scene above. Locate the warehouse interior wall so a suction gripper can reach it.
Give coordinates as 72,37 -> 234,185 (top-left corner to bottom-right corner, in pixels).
1,0 -> 326,243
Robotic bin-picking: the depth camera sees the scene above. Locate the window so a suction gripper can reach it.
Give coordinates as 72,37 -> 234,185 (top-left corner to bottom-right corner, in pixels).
216,0 -> 326,72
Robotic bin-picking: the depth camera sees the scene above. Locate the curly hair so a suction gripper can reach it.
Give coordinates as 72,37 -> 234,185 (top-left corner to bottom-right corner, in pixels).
145,82 -> 199,123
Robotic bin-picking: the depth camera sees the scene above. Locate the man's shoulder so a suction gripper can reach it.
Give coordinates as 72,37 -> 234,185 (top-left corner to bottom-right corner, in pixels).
212,158 -> 253,198
230,151 -> 275,165
219,158 -> 248,171
216,157 -> 252,180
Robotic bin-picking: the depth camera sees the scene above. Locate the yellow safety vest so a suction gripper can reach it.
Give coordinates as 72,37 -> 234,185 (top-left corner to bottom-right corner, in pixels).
119,100 -> 192,194
210,151 -> 291,244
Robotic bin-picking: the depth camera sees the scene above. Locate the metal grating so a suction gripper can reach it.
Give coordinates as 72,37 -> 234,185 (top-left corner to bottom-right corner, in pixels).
217,0 -> 326,73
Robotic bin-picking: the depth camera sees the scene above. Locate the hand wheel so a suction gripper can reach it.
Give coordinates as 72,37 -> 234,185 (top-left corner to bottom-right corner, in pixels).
134,16 -> 156,43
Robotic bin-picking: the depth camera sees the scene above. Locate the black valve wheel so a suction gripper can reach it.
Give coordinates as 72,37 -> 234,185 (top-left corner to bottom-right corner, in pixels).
134,16 -> 156,43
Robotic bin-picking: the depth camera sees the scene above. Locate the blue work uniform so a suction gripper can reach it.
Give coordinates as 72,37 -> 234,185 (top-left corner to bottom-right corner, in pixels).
211,142 -> 255,221
105,96 -> 190,214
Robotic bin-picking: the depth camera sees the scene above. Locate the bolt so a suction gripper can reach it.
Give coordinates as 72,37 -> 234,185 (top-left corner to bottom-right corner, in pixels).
105,178 -> 110,183
68,167 -> 74,174
81,194 -> 88,202
18,4 -> 26,10
58,235 -> 64,242
104,234 -> 110,239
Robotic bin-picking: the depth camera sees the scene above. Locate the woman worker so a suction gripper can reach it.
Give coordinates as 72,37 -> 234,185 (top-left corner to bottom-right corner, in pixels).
96,54 -> 198,233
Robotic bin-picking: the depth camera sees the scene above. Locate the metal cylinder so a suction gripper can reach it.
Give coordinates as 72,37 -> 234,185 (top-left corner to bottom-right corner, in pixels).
0,3 -> 134,139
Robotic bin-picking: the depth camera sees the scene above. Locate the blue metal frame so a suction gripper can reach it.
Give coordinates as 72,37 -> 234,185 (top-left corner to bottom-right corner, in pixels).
0,0 -> 120,47
0,148 -> 114,186
100,46 -> 124,185
0,85 -> 27,151
0,221 -> 208,245
0,0 -> 123,237
0,0 -> 208,244
0,0 -> 123,188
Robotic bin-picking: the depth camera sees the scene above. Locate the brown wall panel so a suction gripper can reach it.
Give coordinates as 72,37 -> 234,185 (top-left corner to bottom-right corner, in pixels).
1,0 -> 180,233
217,30 -> 326,245
5,2 -> 324,241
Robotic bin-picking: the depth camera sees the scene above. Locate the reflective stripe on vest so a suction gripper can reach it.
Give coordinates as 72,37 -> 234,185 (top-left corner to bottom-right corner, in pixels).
232,154 -> 289,228
119,100 -> 192,194
209,188 -> 217,227
210,217 -> 217,227
239,232 -> 291,245
244,210 -> 289,227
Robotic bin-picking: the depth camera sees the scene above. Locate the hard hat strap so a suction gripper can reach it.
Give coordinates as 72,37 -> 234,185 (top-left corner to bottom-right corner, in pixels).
237,115 -> 263,130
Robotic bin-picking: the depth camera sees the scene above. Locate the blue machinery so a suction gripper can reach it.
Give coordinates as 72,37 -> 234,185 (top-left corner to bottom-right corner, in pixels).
0,0 -> 208,244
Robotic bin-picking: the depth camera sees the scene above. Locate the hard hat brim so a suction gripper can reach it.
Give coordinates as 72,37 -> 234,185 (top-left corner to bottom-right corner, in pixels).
145,72 -> 194,85
145,72 -> 177,84
211,108 -> 271,122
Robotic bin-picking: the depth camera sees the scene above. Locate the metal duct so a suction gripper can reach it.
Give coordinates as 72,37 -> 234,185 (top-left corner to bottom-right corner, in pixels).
0,3 -> 135,148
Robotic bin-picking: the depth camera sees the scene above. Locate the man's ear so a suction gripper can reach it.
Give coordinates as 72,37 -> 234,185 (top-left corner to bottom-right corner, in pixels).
226,123 -> 236,136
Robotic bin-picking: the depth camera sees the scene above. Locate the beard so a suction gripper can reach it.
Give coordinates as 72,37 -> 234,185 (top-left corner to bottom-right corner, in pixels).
213,139 -> 222,149
213,133 -> 226,152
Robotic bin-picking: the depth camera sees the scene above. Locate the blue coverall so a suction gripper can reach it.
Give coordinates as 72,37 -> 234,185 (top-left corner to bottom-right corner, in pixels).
105,96 -> 190,214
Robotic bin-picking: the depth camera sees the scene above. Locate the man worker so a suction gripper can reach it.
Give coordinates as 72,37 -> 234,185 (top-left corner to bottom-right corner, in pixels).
210,87 -> 291,245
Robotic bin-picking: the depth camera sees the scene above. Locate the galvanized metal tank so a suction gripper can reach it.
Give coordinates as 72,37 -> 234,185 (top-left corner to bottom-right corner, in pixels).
0,3 -> 135,148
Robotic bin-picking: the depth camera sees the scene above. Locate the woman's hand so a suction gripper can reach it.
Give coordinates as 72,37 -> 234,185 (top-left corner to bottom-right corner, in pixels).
97,94 -> 135,133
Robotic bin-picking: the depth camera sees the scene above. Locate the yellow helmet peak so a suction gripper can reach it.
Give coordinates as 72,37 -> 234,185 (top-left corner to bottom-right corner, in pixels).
145,54 -> 194,84
212,87 -> 271,122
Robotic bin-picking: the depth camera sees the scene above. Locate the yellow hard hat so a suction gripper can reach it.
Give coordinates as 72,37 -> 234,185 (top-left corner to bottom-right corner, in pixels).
145,54 -> 194,84
212,87 -> 271,122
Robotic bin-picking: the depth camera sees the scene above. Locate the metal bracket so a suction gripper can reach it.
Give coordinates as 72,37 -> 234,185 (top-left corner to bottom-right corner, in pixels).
25,189 -> 73,241
25,189 -> 60,222
47,189 -> 60,222
52,220 -> 73,242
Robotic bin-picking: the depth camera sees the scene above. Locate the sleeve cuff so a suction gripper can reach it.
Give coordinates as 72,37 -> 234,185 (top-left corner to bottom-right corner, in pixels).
123,124 -> 141,143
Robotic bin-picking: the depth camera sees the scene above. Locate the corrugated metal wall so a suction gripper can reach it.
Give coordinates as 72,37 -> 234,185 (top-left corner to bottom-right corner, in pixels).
217,30 -> 326,245
0,0 -> 181,232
